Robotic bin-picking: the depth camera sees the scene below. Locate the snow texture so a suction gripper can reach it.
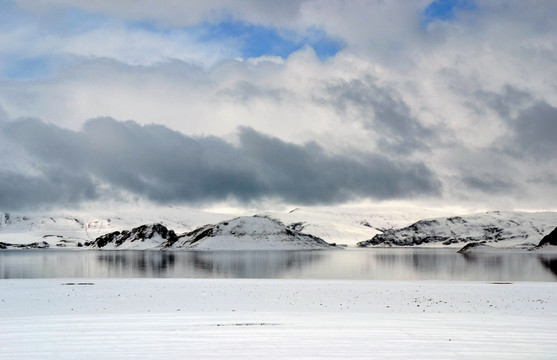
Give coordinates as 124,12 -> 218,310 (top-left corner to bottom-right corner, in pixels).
86,216 -> 334,250
3,208 -> 557,250
0,208 -> 229,248
359,211 -> 557,247
1,279 -> 556,359
167,215 -> 334,250
0,205 -> 454,248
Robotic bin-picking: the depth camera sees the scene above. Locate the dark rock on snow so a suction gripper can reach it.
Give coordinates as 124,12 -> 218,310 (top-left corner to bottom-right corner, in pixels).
457,241 -> 488,253
538,227 -> 557,247
0,241 -> 50,249
91,223 -> 179,249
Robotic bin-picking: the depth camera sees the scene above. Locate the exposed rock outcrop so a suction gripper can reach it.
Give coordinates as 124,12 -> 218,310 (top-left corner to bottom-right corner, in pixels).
457,242 -> 490,254
0,241 -> 50,249
538,227 -> 557,247
90,224 -> 179,249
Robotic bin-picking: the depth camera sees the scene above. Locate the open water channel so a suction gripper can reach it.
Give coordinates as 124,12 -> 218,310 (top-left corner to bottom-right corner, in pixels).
1,248 -> 556,281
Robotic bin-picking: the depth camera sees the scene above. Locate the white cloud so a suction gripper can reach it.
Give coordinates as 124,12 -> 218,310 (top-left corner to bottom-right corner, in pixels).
13,0 -> 308,27
1,0 -> 557,210
61,26 -> 239,67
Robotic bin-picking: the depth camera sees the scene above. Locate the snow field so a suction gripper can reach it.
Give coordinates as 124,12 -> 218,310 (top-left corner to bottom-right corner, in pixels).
1,279 -> 556,359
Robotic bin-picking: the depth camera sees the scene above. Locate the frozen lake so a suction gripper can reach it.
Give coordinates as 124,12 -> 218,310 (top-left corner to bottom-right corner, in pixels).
1,248 -> 556,281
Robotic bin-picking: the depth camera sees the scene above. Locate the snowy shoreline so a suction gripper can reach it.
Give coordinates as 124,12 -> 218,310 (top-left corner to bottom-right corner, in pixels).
1,278 -> 556,359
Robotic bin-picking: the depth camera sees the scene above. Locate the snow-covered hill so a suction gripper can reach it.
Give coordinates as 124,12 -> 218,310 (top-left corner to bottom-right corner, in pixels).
358,211 -> 557,247
167,216 -> 335,250
91,216 -> 335,250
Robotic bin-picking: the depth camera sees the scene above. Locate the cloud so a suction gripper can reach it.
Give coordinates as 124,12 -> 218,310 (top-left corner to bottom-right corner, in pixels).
12,0 -> 309,28
1,1 -> 557,211
0,53 -> 392,151
237,127 -> 440,203
61,25 -> 240,68
477,88 -> 557,159
317,76 -> 434,153
508,102 -> 557,158
461,174 -> 516,194
3,0 -> 340,74
0,168 -> 98,211
0,105 -> 7,124
0,117 -> 441,211
219,80 -> 286,103
6,1 -> 435,66
474,85 -> 534,119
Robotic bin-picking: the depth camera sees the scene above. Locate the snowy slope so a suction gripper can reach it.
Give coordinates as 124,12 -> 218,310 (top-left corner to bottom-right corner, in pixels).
4,207 -> 555,249
168,216 -> 335,250
0,205 -> 450,248
358,211 -> 557,247
0,212 -> 94,247
0,208 -> 232,248
87,216 -> 334,251
264,205 -> 454,246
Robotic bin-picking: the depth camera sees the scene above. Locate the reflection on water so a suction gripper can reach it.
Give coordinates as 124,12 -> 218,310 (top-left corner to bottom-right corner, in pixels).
539,256 -> 557,277
0,248 -> 556,281
186,251 -> 324,278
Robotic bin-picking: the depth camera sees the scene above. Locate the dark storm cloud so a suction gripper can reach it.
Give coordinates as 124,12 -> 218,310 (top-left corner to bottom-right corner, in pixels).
461,175 -> 516,194
318,76 -> 434,154
475,86 -> 556,159
237,127 -> 440,203
0,117 -> 441,210
508,102 -> 557,158
476,85 -> 533,119
0,168 -> 98,211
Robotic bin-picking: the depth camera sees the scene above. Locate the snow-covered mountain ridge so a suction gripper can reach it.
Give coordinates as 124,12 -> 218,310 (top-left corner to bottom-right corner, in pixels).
0,209 -> 225,248
358,211 -> 557,247
0,206 -> 449,248
90,216 -> 335,250
2,208 -> 556,249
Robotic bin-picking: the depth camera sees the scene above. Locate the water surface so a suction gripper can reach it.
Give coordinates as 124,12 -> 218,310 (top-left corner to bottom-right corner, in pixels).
1,248 -> 556,281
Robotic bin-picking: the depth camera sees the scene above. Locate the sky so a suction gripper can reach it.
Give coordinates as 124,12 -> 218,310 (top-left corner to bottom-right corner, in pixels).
0,0 -> 556,213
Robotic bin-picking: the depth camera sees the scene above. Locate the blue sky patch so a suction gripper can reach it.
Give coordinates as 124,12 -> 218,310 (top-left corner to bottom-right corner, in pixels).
196,21 -> 343,60
1,56 -> 54,81
0,2 -> 343,81
46,7 -> 111,35
422,0 -> 476,24
0,0 -> 32,28
128,19 -> 343,61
